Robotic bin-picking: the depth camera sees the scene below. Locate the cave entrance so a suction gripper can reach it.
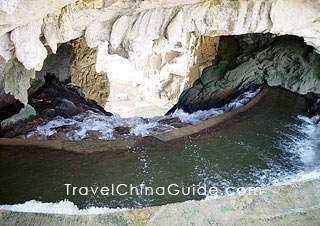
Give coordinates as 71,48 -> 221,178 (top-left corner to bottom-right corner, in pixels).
37,32 -> 319,118
1,32 -> 319,140
169,33 -> 320,114
38,34 -> 218,118
96,33 -> 220,118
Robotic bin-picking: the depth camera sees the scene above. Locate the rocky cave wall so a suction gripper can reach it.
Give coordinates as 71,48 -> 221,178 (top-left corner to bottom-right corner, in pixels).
97,33 -> 219,117
169,34 -> 320,113
0,0 -> 320,116
70,37 -> 110,107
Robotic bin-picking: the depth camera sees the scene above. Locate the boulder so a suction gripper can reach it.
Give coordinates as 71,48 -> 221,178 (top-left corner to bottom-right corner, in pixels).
1,104 -> 36,128
0,74 -> 112,138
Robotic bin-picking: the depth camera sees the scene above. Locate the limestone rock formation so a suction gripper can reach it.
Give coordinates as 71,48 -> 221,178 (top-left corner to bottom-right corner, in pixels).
0,57 -> 46,109
29,74 -> 110,118
36,43 -> 74,83
0,0 -> 76,35
168,34 -> 320,113
100,33 -> 219,117
0,74 -> 112,137
0,33 -> 12,62
10,20 -> 47,71
1,58 -> 35,106
70,37 -> 110,107
1,104 -> 36,128
0,0 -> 20,15
0,0 -> 319,116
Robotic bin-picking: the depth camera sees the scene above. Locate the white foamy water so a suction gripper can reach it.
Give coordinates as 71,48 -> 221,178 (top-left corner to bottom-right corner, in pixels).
269,114 -> 320,186
4,90 -> 320,215
172,88 -> 261,124
0,200 -> 126,215
278,114 -> 320,166
292,115 -> 320,165
27,88 -> 261,140
2,114 -> 319,215
27,113 -> 171,140
1,171 -> 319,215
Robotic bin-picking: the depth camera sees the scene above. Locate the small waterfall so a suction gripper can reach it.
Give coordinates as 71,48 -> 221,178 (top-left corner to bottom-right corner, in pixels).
27,88 -> 261,140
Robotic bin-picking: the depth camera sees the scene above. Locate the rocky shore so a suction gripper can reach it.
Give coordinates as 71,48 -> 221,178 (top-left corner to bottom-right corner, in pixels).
0,74 -> 112,138
0,81 -> 264,141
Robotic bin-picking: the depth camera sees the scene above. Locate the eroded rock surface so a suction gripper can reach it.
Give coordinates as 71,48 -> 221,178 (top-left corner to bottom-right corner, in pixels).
36,43 -> 74,83
0,75 -> 112,138
310,100 -> 320,117
102,33 -> 219,116
70,37 -> 110,107
169,34 -> 320,113
0,0 -> 319,115
0,58 -> 36,106
1,104 -> 36,128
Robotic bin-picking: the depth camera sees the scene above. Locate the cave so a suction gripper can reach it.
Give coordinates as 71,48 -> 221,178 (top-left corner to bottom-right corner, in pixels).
33,32 -> 220,118
0,0 -> 320,224
17,32 -> 320,117
170,33 -> 320,113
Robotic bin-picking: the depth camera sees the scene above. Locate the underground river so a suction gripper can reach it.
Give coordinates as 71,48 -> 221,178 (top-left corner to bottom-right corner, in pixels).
0,88 -> 319,213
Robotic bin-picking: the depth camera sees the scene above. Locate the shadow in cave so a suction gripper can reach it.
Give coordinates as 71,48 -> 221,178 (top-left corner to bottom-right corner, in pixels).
0,33 -> 319,141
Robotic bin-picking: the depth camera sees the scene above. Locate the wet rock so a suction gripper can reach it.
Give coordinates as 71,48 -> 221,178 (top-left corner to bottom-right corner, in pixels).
29,74 -> 112,117
85,130 -> 103,140
310,100 -> 320,117
0,117 -> 44,138
48,132 -> 70,141
158,117 -> 191,128
113,126 -> 134,138
55,125 -> 78,133
55,98 -> 81,117
0,74 -> 112,138
168,34 -> 320,114
42,109 -> 56,118
26,131 -> 47,140
114,126 -> 133,137
0,100 -> 24,125
1,104 -> 36,128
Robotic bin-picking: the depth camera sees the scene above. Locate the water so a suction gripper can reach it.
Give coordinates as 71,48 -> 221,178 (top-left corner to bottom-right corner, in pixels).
0,88 -> 319,214
26,88 -> 261,140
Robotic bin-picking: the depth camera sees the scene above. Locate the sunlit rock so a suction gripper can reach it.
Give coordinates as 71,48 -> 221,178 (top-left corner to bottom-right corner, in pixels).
0,0 -> 20,14
70,37 -> 110,107
0,0 -> 319,116
10,20 -> 47,71
0,33 -> 13,62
